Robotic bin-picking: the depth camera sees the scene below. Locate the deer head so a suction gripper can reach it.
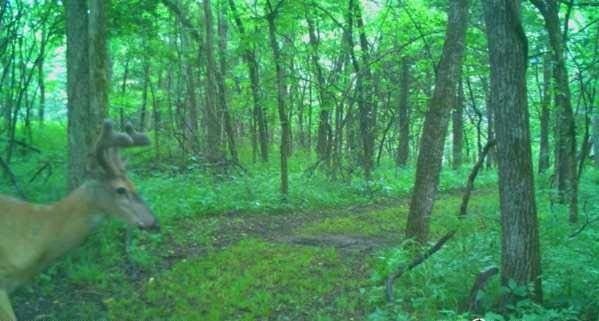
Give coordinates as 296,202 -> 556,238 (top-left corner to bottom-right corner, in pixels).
90,119 -> 158,230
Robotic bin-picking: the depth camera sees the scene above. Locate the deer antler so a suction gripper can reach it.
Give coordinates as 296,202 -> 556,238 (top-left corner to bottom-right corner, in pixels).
94,119 -> 150,178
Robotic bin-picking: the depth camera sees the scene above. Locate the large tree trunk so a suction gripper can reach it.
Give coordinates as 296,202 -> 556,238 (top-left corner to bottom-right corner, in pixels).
266,1 -> 290,197
531,0 -> 577,222
538,53 -> 551,173
396,57 -> 410,167
405,0 -> 470,243
89,0 -> 109,124
483,0 -> 543,304
452,79 -> 464,169
65,0 -> 93,189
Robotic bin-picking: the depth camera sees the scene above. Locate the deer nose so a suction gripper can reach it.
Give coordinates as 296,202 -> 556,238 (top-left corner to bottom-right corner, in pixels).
141,218 -> 160,232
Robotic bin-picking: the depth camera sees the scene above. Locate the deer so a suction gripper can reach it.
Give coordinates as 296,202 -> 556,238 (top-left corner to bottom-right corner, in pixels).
0,119 -> 158,321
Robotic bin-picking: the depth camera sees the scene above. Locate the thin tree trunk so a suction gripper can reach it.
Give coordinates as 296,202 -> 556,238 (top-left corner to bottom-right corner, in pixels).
203,0 -> 224,164
306,11 -> 332,165
139,62 -> 150,130
452,79 -> 464,169
531,0 -> 578,223
538,53 -> 551,173
396,57 -> 410,167
405,0 -> 470,243
266,1 -> 290,197
217,1 -> 238,164
354,0 -> 376,180
37,33 -> 46,124
228,0 -> 268,162
483,0 -> 543,305
119,57 -> 130,129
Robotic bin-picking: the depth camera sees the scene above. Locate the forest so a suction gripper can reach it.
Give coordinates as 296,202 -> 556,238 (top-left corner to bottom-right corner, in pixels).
0,0 -> 598,320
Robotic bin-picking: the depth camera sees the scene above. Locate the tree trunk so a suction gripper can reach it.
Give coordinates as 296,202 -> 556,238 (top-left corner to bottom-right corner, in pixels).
228,0 -> 268,162
396,57 -> 410,167
266,1 -> 290,197
65,0 -> 94,189
37,34 -> 46,124
452,79 -> 464,169
217,2 -> 238,164
306,11 -> 332,166
203,0 -> 224,164
538,53 -> 551,173
354,1 -> 376,180
483,0 -> 543,304
89,0 -> 109,124
405,0 -> 470,243
119,57 -> 130,129
139,62 -> 150,130
531,0 -> 577,222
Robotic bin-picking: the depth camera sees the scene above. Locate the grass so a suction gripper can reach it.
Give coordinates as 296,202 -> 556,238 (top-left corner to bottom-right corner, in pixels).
106,239 -> 365,321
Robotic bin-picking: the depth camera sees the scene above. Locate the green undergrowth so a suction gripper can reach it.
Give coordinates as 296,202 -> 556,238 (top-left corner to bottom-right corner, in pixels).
369,172 -> 599,321
107,239 -> 365,321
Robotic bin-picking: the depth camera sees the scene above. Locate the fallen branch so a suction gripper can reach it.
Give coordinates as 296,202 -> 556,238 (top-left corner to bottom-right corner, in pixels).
461,266 -> 499,314
385,230 -> 456,301
460,139 -> 496,217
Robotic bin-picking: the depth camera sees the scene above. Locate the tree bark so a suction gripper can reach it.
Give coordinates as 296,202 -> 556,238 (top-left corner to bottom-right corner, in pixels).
354,0 -> 376,180
139,62 -> 150,130
203,0 -> 224,164
396,57 -> 410,167
266,0 -> 290,197
89,0 -> 109,124
65,0 -> 94,189
452,79 -> 465,169
483,0 -> 543,304
405,0 -> 470,243
538,53 -> 551,173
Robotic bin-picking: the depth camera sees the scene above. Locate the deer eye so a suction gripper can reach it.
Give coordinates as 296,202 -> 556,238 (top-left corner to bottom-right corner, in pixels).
115,187 -> 128,196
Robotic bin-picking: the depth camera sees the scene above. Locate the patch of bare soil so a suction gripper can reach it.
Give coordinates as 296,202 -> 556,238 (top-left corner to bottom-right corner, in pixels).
282,234 -> 394,252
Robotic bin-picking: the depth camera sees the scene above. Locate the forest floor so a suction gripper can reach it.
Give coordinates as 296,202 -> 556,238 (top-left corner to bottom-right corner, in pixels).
13,187 -> 493,321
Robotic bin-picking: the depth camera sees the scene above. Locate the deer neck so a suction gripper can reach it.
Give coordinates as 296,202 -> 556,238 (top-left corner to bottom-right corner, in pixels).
40,182 -> 106,263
